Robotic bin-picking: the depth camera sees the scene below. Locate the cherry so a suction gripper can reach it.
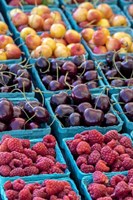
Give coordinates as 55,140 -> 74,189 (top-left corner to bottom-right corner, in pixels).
14,77 -> 31,92
0,74 -> 12,86
59,75 -> 72,89
0,99 -> 13,122
111,79 -> 125,87
13,106 -> 23,118
61,61 -> 77,77
77,102 -> 92,114
0,122 -> 7,132
50,92 -> 70,109
24,101 -> 41,116
0,64 -> 9,72
48,80 -> 63,91
50,59 -> 65,74
93,95 -> 110,113
17,69 -> 31,80
83,108 -> 104,126
66,112 -> 81,127
104,113 -> 118,126
105,69 -> 118,81
78,60 -> 95,73
124,102 -> 133,121
119,88 -> 133,103
9,118 -> 26,130
72,80 -> 82,87
106,51 -> 120,65
72,84 -> 91,104
9,64 -> 22,74
35,57 -> 49,73
72,55 -> 85,66
55,104 -> 74,119
125,79 -> 133,86
121,60 -> 133,78
83,71 -> 97,82
26,122 -> 39,129
42,75 -> 53,87
87,81 -> 98,89
33,106 -> 50,123
0,86 -> 12,93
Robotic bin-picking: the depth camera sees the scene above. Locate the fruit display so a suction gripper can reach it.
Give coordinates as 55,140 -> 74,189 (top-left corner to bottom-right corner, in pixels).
67,3 -> 128,30
83,170 -> 133,199
66,130 -> 133,173
34,56 -> 103,92
49,84 -> 119,127
82,28 -> 133,55
0,134 -> 67,177
5,0 -> 56,6
0,98 -> 50,131
60,0 -> 117,5
3,178 -> 80,199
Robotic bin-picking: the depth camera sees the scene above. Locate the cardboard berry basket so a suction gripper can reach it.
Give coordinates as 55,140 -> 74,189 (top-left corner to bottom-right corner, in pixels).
45,91 -> 123,148
81,172 -> 128,200
62,134 -> 131,184
123,5 -> 133,28
0,138 -> 70,182
112,93 -> 133,133
6,7 -> 71,38
0,97 -> 51,140
82,27 -> 133,60
64,5 -> 131,32
119,0 -> 132,10
60,0 -> 118,6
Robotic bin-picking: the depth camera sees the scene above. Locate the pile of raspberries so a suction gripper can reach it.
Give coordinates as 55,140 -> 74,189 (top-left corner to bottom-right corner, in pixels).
0,134 -> 67,177
4,179 -> 80,200
67,130 -> 133,173
87,170 -> 133,200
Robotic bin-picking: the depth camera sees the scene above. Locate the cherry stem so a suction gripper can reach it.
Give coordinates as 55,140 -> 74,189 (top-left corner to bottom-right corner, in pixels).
34,88 -> 44,106
94,87 -> 107,109
24,112 -> 36,129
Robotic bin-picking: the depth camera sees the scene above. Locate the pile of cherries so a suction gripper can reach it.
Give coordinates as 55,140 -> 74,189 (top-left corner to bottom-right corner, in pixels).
35,56 -> 101,91
0,63 -> 32,93
100,52 -> 133,87
50,84 -> 118,127
0,98 -> 49,132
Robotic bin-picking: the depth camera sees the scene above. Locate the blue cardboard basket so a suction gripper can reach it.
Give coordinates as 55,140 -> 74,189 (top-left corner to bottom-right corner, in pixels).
31,61 -> 105,98
83,27 -> 133,60
81,172 -> 128,200
60,0 -> 118,6
119,0 -> 132,10
0,138 -> 70,182
62,134 -> 131,184
0,97 -> 51,139
64,5 -> 131,32
123,5 -> 133,27
45,91 -> 123,147
0,177 -> 80,200
112,93 -> 133,133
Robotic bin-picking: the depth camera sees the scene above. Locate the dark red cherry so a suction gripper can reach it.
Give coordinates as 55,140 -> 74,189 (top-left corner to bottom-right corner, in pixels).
124,102 -> 133,121
24,101 -> 41,116
50,92 -> 70,109
111,79 -> 125,87
78,60 -> 95,73
61,61 -> 77,77
77,102 -> 92,114
105,69 -> 118,81
106,51 -> 120,65
48,80 -> 63,91
9,64 -> 22,74
42,75 -> 53,87
0,122 -> 7,132
0,99 -> 13,122
72,55 -> 85,66
55,104 -> 74,119
17,69 -> 31,80
119,88 -> 133,103
13,106 -> 23,118
87,81 -> 98,89
35,57 -> 49,73
93,95 -> 110,113
9,118 -> 26,130
50,59 -> 65,74
83,70 -> 97,82
72,80 -> 82,87
0,86 -> 12,93
66,112 -> 81,126
26,122 -> 39,129
104,113 -> 118,126
33,106 -> 50,123
121,60 -> 133,78
14,77 -> 31,92
125,79 -> 133,86
59,75 -> 72,89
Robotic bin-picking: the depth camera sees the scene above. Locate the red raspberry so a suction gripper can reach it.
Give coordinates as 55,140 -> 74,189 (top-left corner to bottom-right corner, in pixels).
101,146 -> 117,165
76,155 -> 87,167
74,134 -> 82,139
107,139 -> 118,149
19,188 -> 32,200
0,138 -> 9,152
119,137 -> 132,148
88,150 -> 101,165
32,142 -> 47,156
110,175 -> 127,187
1,134 -> 12,142
6,190 -> 18,200
88,183 -> 106,199
46,155 -> 56,162
114,145 -> 125,154
126,148 -> 133,158
80,164 -> 94,173
24,166 -> 39,176
49,195 -> 58,200
36,157 -> 54,171
24,148 -> 37,162
43,135 -> 56,148
33,198 -> 44,200
124,198 -> 133,200
45,180 -> 68,196
23,157 -> 33,167
10,167 -> 25,177
13,179 -> 25,191
68,190 -> 79,200
55,162 -> 67,171
85,130 -> 104,145
24,184 -> 36,193
104,130 -> 119,143
0,165 -> 11,176
93,171 -> 109,184
119,154 -> 130,161
95,160 -> 110,172
76,141 -> 91,155
68,139 -> 81,155
21,139 -> 30,148
12,151 -> 27,161
0,152 -> 13,165
97,198 -> 112,200
122,158 -> 133,170
129,177 -> 133,184
33,188 -> 47,198
128,169 -> 133,180
47,148 -> 56,157
91,144 -> 102,152
112,181 -> 130,198
111,159 -> 122,171
106,187 -> 114,195
9,159 -> 23,169
50,166 -> 64,174
7,138 -> 23,152
4,181 -> 12,190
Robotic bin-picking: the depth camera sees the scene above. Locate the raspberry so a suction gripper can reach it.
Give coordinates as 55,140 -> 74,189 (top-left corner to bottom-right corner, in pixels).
107,139 -> 118,149
119,137 -> 132,148
68,190 -> 79,200
85,130 -> 104,145
122,158 -> 133,170
88,150 -> 101,165
13,179 -> 25,191
111,159 -> 122,171
7,138 -> 23,152
110,175 -> 127,187
55,162 -> 67,171
114,145 -> 125,154
0,165 -> 11,176
4,181 -> 12,190
68,139 -> 81,155
33,188 -> 47,198
47,148 -> 56,157
45,180 -> 68,196
119,154 -> 130,161
129,177 -> 133,184
24,184 -> 36,193
24,148 -> 37,162
124,198 -> 133,200
126,148 -> 133,158
46,155 -> 56,162
36,157 -> 54,171
74,134 -> 82,140
113,181 -> 130,198
32,142 -> 47,156
21,139 -> 30,148
93,171 -> 109,184
0,139 -> 9,152
24,166 -> 39,176
10,167 -> 25,177
101,146 -> 117,165
12,151 -> 27,161
88,183 -> 106,199
91,144 -> 102,152
49,166 -> 64,174
1,134 -> 12,142
76,141 -> 91,155
0,152 -> 13,165
104,130 -> 119,143
19,188 -> 32,200
5,190 -> 18,200
9,159 -> 23,169
95,160 -> 110,172
80,163 -> 94,173
43,135 -> 56,148
23,157 -> 33,167
106,187 -> 114,195
97,198 -> 112,200
76,155 -> 87,167
128,169 -> 133,180
33,198 -> 44,200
